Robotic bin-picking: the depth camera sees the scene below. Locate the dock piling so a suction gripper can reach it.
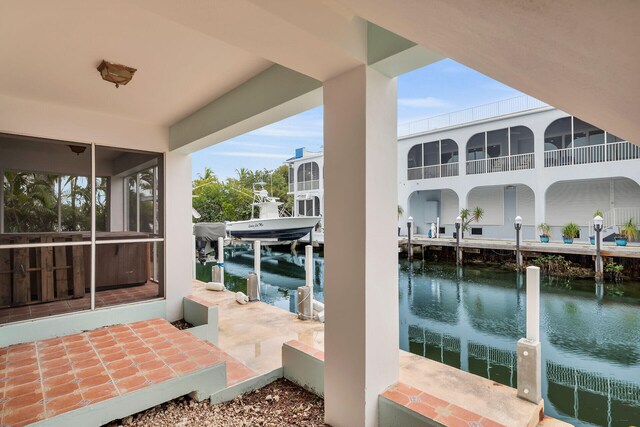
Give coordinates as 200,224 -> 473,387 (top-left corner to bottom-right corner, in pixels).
253,240 -> 261,300
517,266 -> 542,404
217,236 -> 225,288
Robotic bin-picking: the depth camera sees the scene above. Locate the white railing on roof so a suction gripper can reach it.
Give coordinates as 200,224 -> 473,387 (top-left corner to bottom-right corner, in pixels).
398,95 -> 547,137
407,163 -> 459,180
544,141 -> 640,168
466,153 -> 534,175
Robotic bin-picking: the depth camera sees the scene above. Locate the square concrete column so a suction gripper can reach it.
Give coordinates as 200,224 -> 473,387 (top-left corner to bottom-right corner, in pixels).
324,65 -> 399,427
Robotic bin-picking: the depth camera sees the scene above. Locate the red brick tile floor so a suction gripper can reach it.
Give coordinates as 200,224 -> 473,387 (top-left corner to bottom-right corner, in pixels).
0,318 -> 255,427
0,282 -> 160,325
382,383 -> 507,427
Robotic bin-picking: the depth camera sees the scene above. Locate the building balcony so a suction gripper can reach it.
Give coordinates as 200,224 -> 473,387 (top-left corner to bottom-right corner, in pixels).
407,163 -> 459,181
544,140 -> 640,167
297,179 -> 320,191
466,152 -> 535,175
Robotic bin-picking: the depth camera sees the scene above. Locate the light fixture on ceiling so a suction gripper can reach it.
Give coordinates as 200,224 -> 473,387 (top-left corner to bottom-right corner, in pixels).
97,60 -> 137,88
69,145 -> 87,156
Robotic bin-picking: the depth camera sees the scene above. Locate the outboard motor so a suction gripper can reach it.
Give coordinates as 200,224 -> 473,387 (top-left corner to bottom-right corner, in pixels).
195,240 -> 208,265
193,222 -> 227,265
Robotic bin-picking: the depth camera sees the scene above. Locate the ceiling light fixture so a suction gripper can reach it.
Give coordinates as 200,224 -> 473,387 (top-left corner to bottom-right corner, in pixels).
97,60 -> 137,88
69,145 -> 87,156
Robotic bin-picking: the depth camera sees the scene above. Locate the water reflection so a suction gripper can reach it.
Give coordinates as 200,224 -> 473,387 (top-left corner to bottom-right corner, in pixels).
196,250 -> 640,427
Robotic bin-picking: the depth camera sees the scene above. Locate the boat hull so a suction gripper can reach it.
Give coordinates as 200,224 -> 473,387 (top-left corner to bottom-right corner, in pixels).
226,217 -> 321,241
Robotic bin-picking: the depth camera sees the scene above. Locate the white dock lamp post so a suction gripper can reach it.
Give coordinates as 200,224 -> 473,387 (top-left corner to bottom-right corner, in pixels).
407,216 -> 414,260
455,216 -> 462,265
594,215 -> 604,279
515,216 -> 523,271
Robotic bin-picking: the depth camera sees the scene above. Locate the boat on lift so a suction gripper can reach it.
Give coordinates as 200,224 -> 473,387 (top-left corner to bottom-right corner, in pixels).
226,183 -> 321,241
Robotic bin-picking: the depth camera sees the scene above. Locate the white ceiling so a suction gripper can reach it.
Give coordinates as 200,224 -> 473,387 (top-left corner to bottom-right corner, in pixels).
1,0 -> 638,143
0,0 -> 271,126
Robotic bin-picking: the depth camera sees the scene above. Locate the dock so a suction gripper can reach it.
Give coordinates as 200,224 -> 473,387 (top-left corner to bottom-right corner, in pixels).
400,235 -> 640,259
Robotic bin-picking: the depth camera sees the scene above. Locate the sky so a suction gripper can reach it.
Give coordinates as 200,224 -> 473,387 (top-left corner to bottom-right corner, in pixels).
192,59 -> 524,181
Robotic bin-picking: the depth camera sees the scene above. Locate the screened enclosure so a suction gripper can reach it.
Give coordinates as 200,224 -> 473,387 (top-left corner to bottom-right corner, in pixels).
0,133 -> 164,324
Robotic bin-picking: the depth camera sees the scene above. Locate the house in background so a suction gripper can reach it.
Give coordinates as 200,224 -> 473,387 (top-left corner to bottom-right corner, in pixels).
285,96 -> 640,243
1,1 -> 639,426
397,96 -> 640,241
286,148 -> 324,230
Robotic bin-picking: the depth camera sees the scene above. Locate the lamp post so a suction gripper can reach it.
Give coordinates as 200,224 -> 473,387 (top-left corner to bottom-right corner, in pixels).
594,215 -> 603,279
407,216 -> 414,260
455,216 -> 462,265
515,215 -> 523,271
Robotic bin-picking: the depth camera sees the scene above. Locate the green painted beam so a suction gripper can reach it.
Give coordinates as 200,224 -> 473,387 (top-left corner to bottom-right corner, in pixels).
367,22 -> 443,77
169,64 -> 322,153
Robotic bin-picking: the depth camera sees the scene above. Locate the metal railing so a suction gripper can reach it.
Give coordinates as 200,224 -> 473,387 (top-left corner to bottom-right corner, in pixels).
588,207 -> 640,235
544,141 -> 640,167
466,153 -> 534,175
398,95 -> 547,137
407,163 -> 459,180
297,180 -> 320,191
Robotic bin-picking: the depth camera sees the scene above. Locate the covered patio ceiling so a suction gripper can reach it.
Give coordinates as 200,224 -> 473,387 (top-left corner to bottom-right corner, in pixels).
1,0 -> 638,149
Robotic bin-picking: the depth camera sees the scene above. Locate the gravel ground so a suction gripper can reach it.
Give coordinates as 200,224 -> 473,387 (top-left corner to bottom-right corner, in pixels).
170,319 -> 194,330
104,378 -> 326,426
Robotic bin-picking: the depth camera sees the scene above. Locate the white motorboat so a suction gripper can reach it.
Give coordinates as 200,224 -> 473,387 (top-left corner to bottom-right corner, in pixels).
226,183 -> 321,241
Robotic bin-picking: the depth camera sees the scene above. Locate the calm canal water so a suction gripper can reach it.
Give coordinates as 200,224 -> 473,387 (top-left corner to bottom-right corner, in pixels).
196,247 -> 640,427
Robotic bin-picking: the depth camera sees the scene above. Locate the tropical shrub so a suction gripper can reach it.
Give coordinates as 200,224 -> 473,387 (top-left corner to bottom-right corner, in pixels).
561,222 -> 580,239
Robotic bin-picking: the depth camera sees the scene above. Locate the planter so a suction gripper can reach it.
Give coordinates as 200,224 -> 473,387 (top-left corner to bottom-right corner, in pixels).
615,237 -> 628,246
563,236 -> 574,244
589,236 -> 595,245
539,235 -> 550,243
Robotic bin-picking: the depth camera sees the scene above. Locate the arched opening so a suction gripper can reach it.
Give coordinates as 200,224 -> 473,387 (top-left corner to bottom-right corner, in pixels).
297,195 -> 321,217
544,117 -> 637,167
545,177 -> 640,242
407,139 -> 459,180
465,184 -> 535,239
297,161 -> 320,190
407,189 -> 459,235
466,126 -> 535,174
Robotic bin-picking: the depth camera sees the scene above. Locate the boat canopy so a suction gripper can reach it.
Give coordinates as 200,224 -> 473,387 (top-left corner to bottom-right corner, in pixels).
193,222 -> 226,241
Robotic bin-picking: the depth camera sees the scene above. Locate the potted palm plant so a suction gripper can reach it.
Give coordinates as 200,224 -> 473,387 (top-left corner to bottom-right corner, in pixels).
590,210 -> 604,245
561,222 -> 580,244
537,223 -> 551,243
459,207 -> 484,238
615,217 -> 637,246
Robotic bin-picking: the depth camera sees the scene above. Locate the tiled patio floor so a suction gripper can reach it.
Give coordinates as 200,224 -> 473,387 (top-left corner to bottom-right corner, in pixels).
0,282 -> 160,325
0,318 -> 255,427
382,383 -> 506,427
188,281 -> 325,376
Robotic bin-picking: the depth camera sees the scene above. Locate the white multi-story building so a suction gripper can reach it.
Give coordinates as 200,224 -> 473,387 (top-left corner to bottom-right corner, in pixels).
288,95 -> 640,242
286,147 -> 324,230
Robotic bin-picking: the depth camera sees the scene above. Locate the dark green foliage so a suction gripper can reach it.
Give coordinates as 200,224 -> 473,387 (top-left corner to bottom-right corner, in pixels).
192,166 -> 293,223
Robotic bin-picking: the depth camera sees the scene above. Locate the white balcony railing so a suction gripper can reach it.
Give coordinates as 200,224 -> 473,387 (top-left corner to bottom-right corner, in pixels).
544,141 -> 640,167
407,163 -> 459,180
466,153 -> 535,175
297,180 -> 320,191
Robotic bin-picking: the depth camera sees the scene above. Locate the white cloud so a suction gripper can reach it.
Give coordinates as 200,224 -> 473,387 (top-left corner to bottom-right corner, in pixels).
210,151 -> 291,159
230,141 -> 285,150
398,97 -> 452,109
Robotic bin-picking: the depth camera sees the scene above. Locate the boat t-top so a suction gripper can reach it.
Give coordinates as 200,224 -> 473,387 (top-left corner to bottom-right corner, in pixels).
225,182 -> 321,241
